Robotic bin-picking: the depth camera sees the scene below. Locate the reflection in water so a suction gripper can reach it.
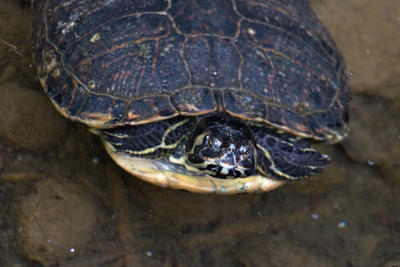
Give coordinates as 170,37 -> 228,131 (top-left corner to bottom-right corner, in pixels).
0,0 -> 399,266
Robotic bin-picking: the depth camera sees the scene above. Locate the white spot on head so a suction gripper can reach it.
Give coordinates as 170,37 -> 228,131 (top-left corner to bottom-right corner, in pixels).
239,145 -> 248,154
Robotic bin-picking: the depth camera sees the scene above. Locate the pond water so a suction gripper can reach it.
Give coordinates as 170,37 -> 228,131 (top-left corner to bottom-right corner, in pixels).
0,0 -> 399,266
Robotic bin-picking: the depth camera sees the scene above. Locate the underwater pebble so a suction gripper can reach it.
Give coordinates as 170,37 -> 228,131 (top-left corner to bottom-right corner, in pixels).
91,157 -> 100,164
311,214 -> 320,219
333,202 -> 342,210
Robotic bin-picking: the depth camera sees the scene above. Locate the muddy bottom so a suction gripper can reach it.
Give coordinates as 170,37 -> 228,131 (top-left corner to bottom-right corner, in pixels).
1,1 -> 399,266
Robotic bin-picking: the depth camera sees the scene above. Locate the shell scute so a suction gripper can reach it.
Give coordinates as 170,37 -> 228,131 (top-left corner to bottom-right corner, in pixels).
223,89 -> 267,121
171,87 -> 217,115
126,96 -> 178,124
184,37 -> 241,88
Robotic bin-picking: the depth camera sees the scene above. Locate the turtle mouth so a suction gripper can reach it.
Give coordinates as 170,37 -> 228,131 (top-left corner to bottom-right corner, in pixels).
200,150 -> 255,178
204,163 -> 243,178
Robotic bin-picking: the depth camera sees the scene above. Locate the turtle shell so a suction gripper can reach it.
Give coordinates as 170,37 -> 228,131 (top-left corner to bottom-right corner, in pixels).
33,0 -> 350,142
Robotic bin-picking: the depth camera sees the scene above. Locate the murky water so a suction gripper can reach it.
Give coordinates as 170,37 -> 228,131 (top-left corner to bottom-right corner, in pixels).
1,0 -> 399,266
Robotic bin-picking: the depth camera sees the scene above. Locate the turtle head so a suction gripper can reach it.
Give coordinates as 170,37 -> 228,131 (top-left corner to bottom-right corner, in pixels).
186,115 -> 257,178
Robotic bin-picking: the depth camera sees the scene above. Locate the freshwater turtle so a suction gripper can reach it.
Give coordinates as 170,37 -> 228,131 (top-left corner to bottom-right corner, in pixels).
33,0 -> 350,194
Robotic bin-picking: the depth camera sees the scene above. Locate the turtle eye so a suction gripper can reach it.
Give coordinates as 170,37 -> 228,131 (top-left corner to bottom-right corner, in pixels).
207,136 -> 222,149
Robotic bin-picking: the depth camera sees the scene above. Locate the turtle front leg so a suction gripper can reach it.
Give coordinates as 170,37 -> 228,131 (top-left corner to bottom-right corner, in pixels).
252,127 -> 330,180
95,117 -> 192,160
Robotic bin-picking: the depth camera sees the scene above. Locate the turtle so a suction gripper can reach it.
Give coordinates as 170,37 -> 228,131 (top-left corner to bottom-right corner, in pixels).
32,0 -> 350,194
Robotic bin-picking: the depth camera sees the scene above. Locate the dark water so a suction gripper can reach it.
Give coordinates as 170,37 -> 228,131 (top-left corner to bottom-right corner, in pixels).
0,0 -> 399,266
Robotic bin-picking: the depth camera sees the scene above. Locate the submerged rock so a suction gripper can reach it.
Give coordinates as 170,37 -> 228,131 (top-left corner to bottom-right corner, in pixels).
16,178 -> 102,266
0,83 -> 67,151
